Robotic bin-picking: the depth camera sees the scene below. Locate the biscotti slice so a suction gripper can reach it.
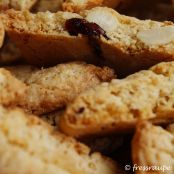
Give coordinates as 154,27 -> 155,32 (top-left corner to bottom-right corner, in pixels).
59,61 -> 174,137
3,9 -> 98,66
7,62 -> 115,115
0,0 -> 37,10
0,21 -> 4,48
0,68 -> 26,106
63,0 -> 132,13
4,7 -> 174,74
132,121 -> 174,174
0,105 -> 119,174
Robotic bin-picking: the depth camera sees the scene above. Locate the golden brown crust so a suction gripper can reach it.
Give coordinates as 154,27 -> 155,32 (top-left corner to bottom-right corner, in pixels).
7,62 -> 115,115
59,61 -> 174,137
4,7 -> 174,75
0,68 -> 27,106
132,121 -> 174,174
0,105 -> 118,174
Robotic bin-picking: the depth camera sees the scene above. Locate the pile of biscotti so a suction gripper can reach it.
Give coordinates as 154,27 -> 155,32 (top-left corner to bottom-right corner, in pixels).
0,0 -> 174,174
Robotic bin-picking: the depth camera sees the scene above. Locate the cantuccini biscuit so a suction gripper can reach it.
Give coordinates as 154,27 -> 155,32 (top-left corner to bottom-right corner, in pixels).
0,68 -> 26,106
132,121 -> 174,174
3,9 -> 97,66
0,0 -> 37,10
7,62 -> 115,115
0,105 -> 119,174
62,0 -> 133,13
4,7 -> 174,75
59,61 -> 174,137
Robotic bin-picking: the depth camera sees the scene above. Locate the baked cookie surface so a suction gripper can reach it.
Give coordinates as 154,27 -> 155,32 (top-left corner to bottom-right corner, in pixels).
60,61 -> 174,137
0,68 -> 26,106
132,121 -> 174,174
0,105 -> 119,174
7,62 -> 115,115
4,7 -> 174,75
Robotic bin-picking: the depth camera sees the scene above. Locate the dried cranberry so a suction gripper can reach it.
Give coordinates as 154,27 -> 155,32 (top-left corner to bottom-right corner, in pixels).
65,18 -> 109,40
65,18 -> 86,36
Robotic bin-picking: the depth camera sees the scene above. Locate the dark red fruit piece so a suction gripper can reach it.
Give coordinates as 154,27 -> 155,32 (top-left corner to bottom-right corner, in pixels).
65,18 -> 109,40
65,18 -> 86,36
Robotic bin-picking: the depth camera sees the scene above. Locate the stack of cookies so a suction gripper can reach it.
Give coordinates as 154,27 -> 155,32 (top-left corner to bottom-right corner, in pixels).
0,0 -> 173,174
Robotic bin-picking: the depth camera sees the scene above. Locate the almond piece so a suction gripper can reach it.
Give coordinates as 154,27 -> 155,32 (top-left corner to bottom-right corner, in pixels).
85,7 -> 119,33
137,26 -> 174,45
